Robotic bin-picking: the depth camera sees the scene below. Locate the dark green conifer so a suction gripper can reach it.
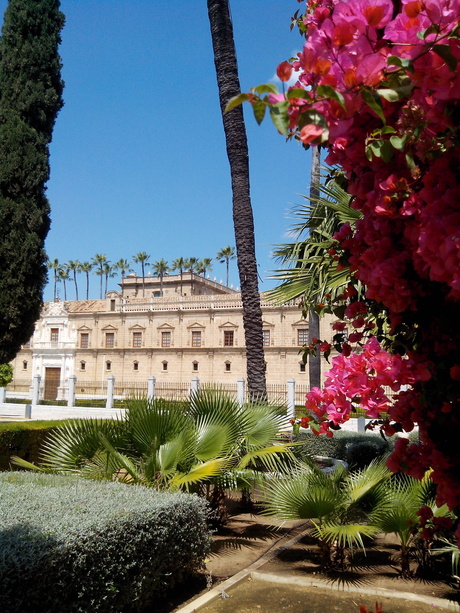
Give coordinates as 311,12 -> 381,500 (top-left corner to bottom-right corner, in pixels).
0,0 -> 64,363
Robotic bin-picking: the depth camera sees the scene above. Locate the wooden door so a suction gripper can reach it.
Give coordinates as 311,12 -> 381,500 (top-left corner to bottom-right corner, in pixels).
44,368 -> 61,400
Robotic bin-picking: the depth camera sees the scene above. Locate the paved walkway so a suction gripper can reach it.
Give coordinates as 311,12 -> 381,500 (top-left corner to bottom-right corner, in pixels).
0,403 -> 125,421
0,402 -> 370,432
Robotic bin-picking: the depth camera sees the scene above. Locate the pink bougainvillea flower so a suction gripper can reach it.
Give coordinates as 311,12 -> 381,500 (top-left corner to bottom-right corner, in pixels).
276,61 -> 293,82
300,124 -> 324,144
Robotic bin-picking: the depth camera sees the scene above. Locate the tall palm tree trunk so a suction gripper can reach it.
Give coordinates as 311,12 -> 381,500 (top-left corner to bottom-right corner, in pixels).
309,147 -> 321,389
208,0 -> 267,400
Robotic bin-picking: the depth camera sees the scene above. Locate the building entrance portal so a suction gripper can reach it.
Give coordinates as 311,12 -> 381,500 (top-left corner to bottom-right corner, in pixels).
44,368 -> 61,400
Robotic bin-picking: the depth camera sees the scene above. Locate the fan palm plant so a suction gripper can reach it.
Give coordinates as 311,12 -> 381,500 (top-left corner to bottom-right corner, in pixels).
369,471 -> 453,577
263,458 -> 391,569
12,390 -> 299,522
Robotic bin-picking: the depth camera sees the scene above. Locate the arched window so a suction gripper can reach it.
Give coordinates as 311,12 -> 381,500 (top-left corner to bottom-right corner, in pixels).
162,361 -> 168,372
133,361 -> 139,371
106,361 -> 112,371
80,361 -> 86,371
225,361 -> 231,372
23,360 -> 28,370
193,361 -> 199,372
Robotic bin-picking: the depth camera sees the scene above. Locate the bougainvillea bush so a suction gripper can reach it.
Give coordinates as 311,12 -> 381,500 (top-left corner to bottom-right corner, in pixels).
232,0 -> 460,526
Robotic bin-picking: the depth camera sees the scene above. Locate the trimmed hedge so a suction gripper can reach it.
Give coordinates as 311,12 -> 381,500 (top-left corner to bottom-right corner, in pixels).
294,430 -> 393,468
0,421 -> 68,470
0,472 -> 211,612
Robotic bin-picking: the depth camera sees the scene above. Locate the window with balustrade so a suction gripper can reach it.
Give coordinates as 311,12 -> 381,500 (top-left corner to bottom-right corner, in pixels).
50,328 -> 59,342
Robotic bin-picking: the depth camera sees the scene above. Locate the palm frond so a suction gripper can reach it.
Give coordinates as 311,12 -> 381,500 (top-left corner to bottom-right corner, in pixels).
312,522 -> 379,552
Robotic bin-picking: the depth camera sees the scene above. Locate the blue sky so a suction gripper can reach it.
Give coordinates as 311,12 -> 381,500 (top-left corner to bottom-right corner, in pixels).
0,0 -> 312,301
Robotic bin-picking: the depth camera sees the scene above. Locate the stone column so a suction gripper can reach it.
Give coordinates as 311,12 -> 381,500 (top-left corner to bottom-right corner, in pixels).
106,375 -> 115,410
190,376 -> 200,396
357,416 -> 366,433
68,375 -> 76,408
32,375 -> 41,406
147,376 -> 156,402
0,387 -> 6,404
287,378 -> 296,421
237,378 -> 245,408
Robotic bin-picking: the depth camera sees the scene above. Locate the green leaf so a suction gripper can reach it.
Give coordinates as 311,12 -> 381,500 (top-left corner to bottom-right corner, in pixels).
269,100 -> 290,136
387,56 -> 414,73
380,126 -> 396,135
405,150 -> 416,171
376,88 -> 401,103
316,85 -> 346,109
390,134 -> 407,150
361,89 -> 386,123
252,100 -> 266,125
224,93 -> 250,113
252,83 -> 278,95
286,88 -> 311,100
433,44 -> 458,72
380,140 -> 393,163
417,23 -> 440,40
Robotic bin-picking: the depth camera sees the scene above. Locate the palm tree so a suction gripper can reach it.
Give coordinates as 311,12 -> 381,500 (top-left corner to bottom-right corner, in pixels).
197,258 -> 213,277
91,254 -> 108,299
47,258 -> 60,300
186,257 -> 198,273
216,246 -> 235,287
152,259 -> 169,297
103,263 -> 117,296
268,175 -> 360,306
79,262 -> 93,300
115,258 -> 132,296
172,257 -> 187,296
208,0 -> 267,400
133,252 -> 150,298
58,266 -> 69,301
67,260 -> 80,301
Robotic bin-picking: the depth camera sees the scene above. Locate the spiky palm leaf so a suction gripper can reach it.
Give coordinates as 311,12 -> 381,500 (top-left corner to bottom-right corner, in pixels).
268,175 -> 362,309
312,522 -> 379,552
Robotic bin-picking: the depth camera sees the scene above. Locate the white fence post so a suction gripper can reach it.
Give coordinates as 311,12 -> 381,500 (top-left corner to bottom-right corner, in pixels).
237,378 -> 245,408
287,378 -> 296,420
0,387 -> 6,404
106,376 -> 115,409
357,415 -> 366,433
190,376 -> 200,396
147,376 -> 156,402
68,375 -> 76,408
32,375 -> 41,406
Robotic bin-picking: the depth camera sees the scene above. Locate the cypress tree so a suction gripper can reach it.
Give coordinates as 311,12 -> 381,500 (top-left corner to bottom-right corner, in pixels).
0,0 -> 64,363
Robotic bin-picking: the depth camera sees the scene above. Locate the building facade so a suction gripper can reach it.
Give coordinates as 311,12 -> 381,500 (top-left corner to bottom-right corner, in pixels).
10,273 -> 334,401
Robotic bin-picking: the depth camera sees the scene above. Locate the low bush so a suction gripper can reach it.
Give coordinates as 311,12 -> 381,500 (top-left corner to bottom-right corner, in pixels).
0,472 -> 211,613
294,430 -> 392,467
0,421 -> 68,471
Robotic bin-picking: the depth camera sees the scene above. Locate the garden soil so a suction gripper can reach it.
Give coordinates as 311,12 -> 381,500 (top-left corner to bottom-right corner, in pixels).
159,500 -> 460,613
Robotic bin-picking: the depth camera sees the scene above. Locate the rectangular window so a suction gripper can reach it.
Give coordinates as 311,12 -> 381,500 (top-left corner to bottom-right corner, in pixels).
224,331 -> 234,347
133,332 -> 142,347
50,328 -> 59,342
192,331 -> 202,347
161,331 -> 171,347
298,329 -> 309,346
80,333 -> 89,348
105,332 -> 115,348
262,330 -> 270,346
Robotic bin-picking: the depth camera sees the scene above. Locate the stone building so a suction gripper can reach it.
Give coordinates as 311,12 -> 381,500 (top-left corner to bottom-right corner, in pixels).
10,273 -> 334,402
